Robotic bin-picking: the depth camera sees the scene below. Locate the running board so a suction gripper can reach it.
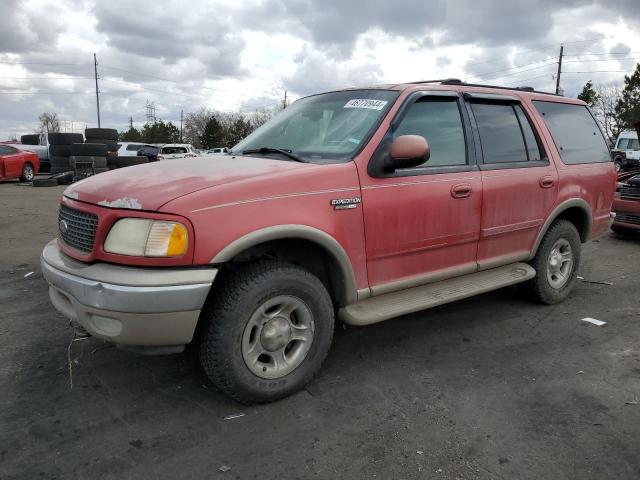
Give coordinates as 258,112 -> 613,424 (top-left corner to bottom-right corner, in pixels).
340,263 -> 536,326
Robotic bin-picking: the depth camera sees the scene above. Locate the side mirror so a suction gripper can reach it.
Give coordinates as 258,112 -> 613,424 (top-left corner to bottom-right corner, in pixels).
386,135 -> 430,170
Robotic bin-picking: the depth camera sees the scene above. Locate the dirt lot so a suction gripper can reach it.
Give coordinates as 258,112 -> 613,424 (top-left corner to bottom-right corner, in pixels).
1,180 -> 639,480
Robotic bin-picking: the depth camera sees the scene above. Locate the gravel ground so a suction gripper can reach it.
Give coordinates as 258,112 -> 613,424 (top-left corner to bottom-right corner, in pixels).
1,180 -> 639,480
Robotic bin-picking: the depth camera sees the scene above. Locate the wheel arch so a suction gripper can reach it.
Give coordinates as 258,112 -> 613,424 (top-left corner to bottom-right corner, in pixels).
211,225 -> 358,306
529,199 -> 592,260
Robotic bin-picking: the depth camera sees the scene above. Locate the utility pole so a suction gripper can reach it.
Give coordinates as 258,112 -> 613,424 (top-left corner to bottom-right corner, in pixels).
180,109 -> 183,142
555,45 -> 563,95
283,90 -> 288,109
93,53 -> 101,127
129,116 -> 133,130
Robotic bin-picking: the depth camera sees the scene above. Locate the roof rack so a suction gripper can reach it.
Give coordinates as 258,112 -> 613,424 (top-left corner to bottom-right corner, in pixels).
406,79 -> 558,96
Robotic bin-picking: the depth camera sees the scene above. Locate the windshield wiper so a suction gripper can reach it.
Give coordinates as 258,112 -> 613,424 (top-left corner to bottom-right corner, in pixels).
241,147 -> 308,163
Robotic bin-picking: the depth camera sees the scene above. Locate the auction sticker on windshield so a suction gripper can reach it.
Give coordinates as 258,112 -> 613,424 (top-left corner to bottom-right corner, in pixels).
344,99 -> 388,110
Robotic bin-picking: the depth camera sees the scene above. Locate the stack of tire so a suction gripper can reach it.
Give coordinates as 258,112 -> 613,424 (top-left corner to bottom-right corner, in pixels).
48,133 -> 85,175
83,128 -> 118,167
69,142 -> 109,175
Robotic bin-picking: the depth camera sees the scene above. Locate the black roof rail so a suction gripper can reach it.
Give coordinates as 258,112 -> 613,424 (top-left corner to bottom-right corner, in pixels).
404,79 -> 558,96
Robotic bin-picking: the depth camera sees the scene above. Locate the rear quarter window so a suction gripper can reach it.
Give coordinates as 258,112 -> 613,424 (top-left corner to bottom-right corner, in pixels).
533,101 -> 610,165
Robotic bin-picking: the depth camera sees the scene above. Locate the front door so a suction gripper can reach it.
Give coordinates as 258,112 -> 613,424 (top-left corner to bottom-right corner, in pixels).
360,92 -> 482,295
464,97 -> 558,269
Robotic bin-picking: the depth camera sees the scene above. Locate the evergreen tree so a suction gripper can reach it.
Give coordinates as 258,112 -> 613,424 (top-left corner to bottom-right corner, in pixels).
200,116 -> 225,149
616,63 -> 640,128
141,120 -> 180,144
577,80 -> 598,107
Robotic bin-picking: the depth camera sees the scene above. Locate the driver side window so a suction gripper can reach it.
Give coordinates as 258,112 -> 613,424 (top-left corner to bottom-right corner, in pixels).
394,98 -> 467,167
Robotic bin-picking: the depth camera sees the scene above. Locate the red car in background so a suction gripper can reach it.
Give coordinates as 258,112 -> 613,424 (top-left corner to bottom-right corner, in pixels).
0,144 -> 39,181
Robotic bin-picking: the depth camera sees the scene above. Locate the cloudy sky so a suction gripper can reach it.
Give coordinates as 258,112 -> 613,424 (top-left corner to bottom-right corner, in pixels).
1,0 -> 640,140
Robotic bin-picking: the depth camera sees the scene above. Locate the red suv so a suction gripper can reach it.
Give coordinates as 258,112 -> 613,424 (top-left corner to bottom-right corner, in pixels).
41,80 -> 616,402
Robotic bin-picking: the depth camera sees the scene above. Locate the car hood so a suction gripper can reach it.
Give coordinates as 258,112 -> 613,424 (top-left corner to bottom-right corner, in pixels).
63,156 -> 311,211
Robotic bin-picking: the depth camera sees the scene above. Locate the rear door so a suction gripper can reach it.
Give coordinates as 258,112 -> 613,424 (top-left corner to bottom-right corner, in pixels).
360,91 -> 482,294
464,94 -> 557,269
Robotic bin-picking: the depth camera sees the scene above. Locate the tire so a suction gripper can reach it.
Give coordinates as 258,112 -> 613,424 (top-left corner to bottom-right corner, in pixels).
94,167 -> 109,174
70,143 -> 108,156
106,151 -> 118,162
50,171 -> 74,185
20,134 -> 40,145
84,138 -> 119,151
39,160 -> 51,174
199,260 -> 335,403
614,158 -> 623,173
47,133 -> 84,146
49,144 -> 72,157
84,128 -> 118,141
116,156 -> 148,168
69,155 -> 107,168
49,155 -> 70,169
522,219 -> 581,305
20,162 -> 36,182
32,177 -> 59,187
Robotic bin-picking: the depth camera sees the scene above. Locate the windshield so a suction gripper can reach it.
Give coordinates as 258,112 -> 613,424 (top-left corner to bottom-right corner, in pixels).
232,89 -> 398,162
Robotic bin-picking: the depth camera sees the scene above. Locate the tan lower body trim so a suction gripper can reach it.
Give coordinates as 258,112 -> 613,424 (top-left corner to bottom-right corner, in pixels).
369,262 -> 477,297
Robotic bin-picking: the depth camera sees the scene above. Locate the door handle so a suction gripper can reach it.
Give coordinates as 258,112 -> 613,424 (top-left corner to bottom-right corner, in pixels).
539,175 -> 555,188
451,183 -> 472,198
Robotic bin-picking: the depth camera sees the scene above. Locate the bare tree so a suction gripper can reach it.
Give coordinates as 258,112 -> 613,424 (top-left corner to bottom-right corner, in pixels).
592,84 -> 625,145
37,112 -> 60,134
183,108 -> 215,148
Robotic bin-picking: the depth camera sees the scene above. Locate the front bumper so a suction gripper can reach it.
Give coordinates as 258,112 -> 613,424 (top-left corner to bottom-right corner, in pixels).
41,240 -> 217,346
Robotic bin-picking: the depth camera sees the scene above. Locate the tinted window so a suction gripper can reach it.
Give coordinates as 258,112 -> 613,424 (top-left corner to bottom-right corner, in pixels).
161,147 -> 188,154
394,98 -> 466,167
515,106 -> 542,161
533,101 -> 610,164
471,103 -> 528,163
0,146 -> 17,154
126,144 -> 142,151
617,138 -> 639,150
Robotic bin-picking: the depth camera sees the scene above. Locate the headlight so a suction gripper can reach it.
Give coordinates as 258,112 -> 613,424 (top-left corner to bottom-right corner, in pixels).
104,218 -> 188,257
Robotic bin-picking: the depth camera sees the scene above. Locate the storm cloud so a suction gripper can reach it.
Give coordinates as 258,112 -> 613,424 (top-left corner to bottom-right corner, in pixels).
1,0 -> 639,139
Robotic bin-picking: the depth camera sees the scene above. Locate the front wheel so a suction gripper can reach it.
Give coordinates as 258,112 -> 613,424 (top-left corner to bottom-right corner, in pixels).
199,260 -> 334,403
522,219 -> 581,304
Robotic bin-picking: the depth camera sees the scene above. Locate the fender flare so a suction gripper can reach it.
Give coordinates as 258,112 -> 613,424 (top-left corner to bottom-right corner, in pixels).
528,198 -> 592,260
211,225 -> 358,305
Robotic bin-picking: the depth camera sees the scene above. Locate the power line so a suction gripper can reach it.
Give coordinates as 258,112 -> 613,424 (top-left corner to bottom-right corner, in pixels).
0,61 -> 90,66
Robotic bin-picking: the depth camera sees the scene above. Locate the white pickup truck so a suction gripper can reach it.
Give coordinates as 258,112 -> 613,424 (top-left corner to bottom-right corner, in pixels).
15,133 -> 49,161
612,130 -> 640,172
157,143 -> 199,160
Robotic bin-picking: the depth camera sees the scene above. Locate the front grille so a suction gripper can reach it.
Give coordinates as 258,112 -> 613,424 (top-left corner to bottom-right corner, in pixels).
616,212 -> 640,225
620,186 -> 640,201
58,205 -> 99,253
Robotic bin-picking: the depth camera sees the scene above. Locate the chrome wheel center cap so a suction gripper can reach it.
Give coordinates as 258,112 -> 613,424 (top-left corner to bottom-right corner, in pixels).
260,317 -> 291,352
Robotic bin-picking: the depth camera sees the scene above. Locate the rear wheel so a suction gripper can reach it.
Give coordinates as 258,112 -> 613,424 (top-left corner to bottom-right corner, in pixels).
20,163 -> 35,182
614,157 -> 623,173
199,260 -> 334,403
522,219 -> 581,304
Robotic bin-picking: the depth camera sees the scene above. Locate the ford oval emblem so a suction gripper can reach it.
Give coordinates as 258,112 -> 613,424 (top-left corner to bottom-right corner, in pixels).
59,219 -> 69,234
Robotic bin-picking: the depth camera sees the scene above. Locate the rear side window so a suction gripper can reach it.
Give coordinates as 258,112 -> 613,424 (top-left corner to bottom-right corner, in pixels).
533,101 -> 610,164
617,137 -> 639,150
471,103 -> 531,163
394,98 -> 467,167
126,144 -> 141,151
